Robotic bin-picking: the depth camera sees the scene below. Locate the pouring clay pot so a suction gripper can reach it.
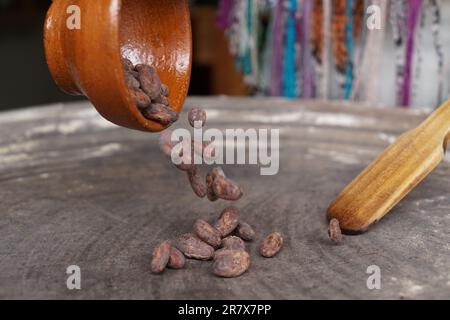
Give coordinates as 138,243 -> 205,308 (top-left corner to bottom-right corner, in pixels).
44,0 -> 192,132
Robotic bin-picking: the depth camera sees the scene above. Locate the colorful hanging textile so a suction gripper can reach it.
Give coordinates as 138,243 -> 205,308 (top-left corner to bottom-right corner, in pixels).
217,0 -> 441,108
301,0 -> 314,98
429,0 -> 444,106
401,0 -> 422,107
282,0 -> 297,98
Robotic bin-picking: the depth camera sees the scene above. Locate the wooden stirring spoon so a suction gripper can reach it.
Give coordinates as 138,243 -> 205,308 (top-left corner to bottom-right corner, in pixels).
44,0 -> 192,132
327,100 -> 450,234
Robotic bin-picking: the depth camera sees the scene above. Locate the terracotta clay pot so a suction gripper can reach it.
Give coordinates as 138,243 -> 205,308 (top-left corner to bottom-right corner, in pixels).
44,0 -> 192,132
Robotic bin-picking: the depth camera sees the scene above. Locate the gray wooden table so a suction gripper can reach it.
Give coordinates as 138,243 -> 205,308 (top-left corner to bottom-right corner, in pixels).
0,97 -> 449,299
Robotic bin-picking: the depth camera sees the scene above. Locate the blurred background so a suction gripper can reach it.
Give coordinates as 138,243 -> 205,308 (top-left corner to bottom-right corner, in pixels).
0,0 -> 247,112
1,0 -> 450,112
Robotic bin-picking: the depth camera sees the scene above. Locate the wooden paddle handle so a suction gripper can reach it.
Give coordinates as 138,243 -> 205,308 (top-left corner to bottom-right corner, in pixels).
327,99 -> 450,233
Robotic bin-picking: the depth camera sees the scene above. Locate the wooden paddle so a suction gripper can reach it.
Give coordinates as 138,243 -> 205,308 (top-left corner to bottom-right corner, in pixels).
327,100 -> 450,233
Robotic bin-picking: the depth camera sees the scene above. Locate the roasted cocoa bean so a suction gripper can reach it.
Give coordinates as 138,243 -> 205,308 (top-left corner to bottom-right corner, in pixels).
236,221 -> 255,241
175,233 -> 214,260
214,206 -> 239,237
153,93 -> 170,106
221,236 -> 245,250
167,247 -> 186,269
125,71 -> 141,90
328,218 -> 342,244
212,176 -> 243,201
187,166 -> 207,198
135,64 -> 161,100
213,249 -> 250,278
159,129 -> 174,157
141,103 -> 179,125
193,219 -> 221,247
259,232 -> 283,258
206,167 -> 226,201
161,84 -> 169,97
122,58 -> 134,72
151,240 -> 171,274
188,107 -> 207,128
132,89 -> 152,110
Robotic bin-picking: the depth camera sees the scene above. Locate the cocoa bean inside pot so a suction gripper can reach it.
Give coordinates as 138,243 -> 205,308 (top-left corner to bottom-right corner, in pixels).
122,58 -> 178,127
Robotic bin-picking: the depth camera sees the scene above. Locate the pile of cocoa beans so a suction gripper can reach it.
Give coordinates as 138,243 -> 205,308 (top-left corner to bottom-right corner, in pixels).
151,205 -> 284,278
122,58 -> 178,126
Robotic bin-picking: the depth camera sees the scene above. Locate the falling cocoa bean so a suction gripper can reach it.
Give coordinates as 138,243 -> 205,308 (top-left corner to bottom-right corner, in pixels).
141,103 -> 179,125
328,218 -> 342,244
236,221 -> 255,241
151,240 -> 171,274
167,247 -> 186,269
259,232 -> 283,258
175,233 -> 214,260
193,219 -> 222,247
159,129 -> 174,158
214,206 -> 239,237
135,64 -> 161,100
213,249 -> 250,278
221,236 -> 245,250
212,176 -> 243,201
187,166 -> 207,198
206,167 -> 226,201
188,107 -> 207,128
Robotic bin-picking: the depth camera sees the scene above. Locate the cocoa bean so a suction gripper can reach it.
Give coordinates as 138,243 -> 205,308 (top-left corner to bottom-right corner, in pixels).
122,58 -> 134,72
212,176 -> 243,201
213,249 -> 250,278
159,129 -> 174,158
188,107 -> 207,128
259,232 -> 283,258
187,166 -> 207,198
161,84 -> 169,97
132,89 -> 151,110
328,218 -> 342,244
125,71 -> 140,90
135,64 -> 161,100
141,103 -> 179,125
154,94 -> 170,106
175,233 -> 214,260
236,221 -> 255,241
206,167 -> 226,201
221,236 -> 245,250
193,219 -> 221,247
151,240 -> 171,274
214,206 -> 239,237
167,247 -> 186,269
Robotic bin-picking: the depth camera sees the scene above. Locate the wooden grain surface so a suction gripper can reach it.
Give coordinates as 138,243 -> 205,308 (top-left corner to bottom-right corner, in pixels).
0,97 -> 449,299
